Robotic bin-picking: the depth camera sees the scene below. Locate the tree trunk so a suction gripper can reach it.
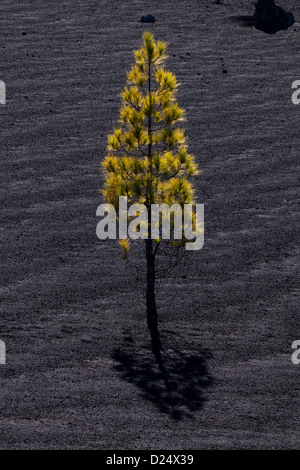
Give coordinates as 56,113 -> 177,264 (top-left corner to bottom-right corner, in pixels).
145,238 -> 160,350
145,238 -> 157,326
145,54 -> 161,351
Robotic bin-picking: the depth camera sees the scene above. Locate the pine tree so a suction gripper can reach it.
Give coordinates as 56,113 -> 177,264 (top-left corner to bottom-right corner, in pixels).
101,32 -> 199,345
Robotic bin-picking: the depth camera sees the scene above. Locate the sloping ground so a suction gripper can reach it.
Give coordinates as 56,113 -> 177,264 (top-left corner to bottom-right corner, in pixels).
0,0 -> 299,449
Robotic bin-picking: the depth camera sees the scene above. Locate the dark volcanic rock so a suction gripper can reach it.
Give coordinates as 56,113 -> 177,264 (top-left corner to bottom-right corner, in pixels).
141,14 -> 156,23
254,0 -> 294,34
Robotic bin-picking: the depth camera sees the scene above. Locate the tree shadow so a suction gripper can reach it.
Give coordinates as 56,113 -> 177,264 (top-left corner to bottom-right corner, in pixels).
229,0 -> 294,34
112,329 -> 213,420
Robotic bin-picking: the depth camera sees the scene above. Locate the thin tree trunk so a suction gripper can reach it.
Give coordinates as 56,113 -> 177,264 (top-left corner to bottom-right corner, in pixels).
145,238 -> 160,350
145,55 -> 160,348
145,238 -> 157,326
